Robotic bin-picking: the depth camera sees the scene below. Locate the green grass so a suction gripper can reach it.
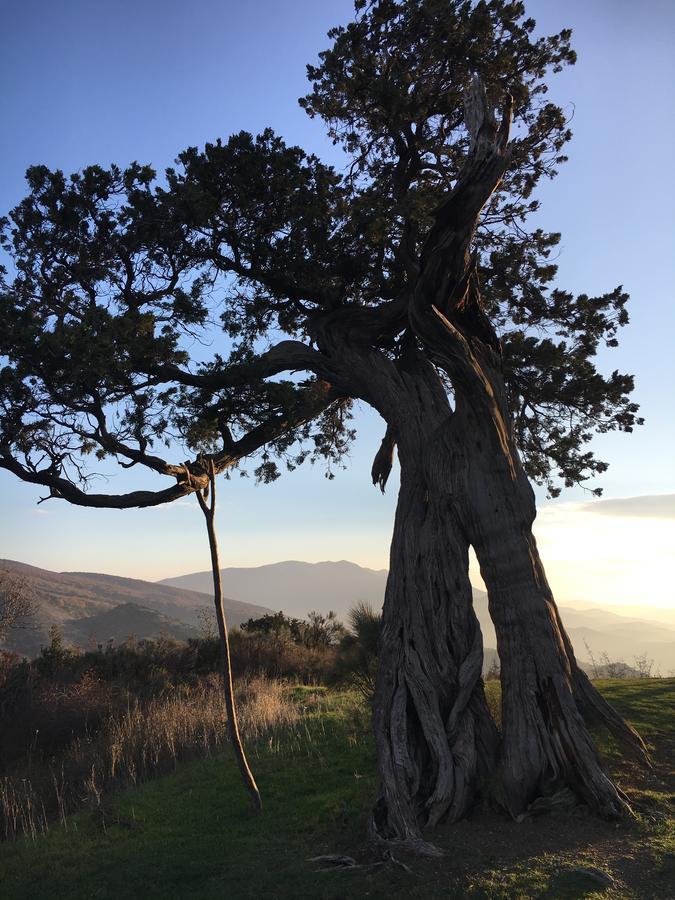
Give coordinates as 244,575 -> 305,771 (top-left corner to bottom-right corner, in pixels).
592,678 -> 675,735
0,680 -> 673,900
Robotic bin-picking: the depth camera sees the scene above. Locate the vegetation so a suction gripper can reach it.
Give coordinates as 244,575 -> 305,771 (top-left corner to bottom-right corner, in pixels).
0,602 -> 383,840
0,678 -> 672,899
0,573 -> 36,644
0,0 -> 648,847
0,635 -> 299,841
242,610 -> 347,650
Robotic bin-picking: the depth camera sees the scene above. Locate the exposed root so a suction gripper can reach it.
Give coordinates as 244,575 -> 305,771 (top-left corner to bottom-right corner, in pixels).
366,816 -> 444,858
308,848 -> 416,874
571,665 -> 651,766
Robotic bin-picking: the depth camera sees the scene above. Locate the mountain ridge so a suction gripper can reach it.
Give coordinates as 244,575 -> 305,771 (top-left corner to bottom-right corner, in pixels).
0,559 -> 272,656
161,560 -> 675,674
2,558 -> 673,674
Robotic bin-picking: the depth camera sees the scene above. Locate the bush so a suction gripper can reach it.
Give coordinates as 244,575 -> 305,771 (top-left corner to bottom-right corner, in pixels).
330,601 -> 381,700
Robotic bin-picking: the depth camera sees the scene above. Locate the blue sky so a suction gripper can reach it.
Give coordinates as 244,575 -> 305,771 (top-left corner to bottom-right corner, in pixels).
1,1 -> 674,609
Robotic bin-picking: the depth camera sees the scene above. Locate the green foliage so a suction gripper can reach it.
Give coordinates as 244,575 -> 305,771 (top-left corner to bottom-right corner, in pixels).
241,611 -> 307,643
0,0 -> 642,503
241,610 -> 347,650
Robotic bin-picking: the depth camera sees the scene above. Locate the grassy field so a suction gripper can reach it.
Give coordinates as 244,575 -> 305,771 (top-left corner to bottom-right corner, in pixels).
0,680 -> 673,899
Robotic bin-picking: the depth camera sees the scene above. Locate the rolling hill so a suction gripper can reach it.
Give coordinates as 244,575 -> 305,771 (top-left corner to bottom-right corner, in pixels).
0,560 -> 272,656
63,603 -> 198,646
3,558 -> 673,674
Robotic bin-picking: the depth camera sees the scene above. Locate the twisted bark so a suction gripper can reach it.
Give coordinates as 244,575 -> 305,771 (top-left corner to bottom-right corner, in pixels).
407,290 -> 648,819
447,364 -> 648,817
347,348 -> 498,854
370,456 -> 497,854
403,75 -> 648,821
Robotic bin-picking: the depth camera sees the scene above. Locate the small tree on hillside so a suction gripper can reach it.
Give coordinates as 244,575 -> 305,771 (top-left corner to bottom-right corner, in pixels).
0,573 -> 37,644
335,601 -> 381,700
241,612 -> 306,644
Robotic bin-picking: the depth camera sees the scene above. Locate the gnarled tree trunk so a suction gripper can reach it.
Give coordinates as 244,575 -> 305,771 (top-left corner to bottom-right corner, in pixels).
448,382 -> 648,817
403,76 -> 649,823
350,348 -> 498,854
309,76 -> 647,844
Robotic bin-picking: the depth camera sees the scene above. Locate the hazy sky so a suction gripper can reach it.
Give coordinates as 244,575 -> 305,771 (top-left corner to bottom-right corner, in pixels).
1,0 -> 673,610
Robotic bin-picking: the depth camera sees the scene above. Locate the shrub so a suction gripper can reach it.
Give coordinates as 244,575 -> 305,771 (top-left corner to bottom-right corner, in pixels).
330,601 -> 381,700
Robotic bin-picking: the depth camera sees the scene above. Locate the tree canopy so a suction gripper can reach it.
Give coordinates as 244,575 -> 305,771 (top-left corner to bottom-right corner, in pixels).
0,0 -> 640,505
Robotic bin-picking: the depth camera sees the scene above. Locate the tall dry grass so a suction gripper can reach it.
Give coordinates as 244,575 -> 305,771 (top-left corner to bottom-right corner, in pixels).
0,675 -> 298,841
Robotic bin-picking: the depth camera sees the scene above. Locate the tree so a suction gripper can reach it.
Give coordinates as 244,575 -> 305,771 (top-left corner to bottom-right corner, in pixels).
241,609 -> 346,648
0,572 -> 37,644
1,0 -> 647,852
241,612 -> 306,644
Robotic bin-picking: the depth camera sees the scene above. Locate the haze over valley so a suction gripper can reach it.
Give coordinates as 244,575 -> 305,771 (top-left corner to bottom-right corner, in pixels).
2,558 -> 673,675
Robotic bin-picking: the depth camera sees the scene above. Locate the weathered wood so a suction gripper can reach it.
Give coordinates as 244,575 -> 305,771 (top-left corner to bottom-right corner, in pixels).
405,76 -> 648,822
196,461 -> 262,812
336,345 -> 498,853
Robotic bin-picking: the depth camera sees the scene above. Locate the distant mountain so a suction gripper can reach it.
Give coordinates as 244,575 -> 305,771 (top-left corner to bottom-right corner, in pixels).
161,560 -> 675,675
3,558 -> 673,675
0,560 -> 272,656
161,560 -> 390,623
161,559 -> 390,622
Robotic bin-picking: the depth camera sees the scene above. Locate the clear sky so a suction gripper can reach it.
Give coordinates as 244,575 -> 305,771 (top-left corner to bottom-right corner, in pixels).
1,0 -> 673,611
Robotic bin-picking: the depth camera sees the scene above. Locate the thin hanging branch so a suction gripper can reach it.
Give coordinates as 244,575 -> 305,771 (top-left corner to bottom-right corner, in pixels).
194,459 -> 262,812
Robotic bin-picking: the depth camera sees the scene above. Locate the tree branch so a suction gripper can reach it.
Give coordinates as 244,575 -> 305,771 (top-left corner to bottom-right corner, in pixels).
0,380 -> 340,509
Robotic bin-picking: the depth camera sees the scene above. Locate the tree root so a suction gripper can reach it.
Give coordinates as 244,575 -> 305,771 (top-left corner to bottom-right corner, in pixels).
571,665 -> 651,766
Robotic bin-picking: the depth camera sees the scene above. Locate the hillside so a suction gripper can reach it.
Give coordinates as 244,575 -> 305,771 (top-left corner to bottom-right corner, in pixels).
3,558 -> 673,673
0,560 -> 272,655
63,603 -> 198,646
162,560 -> 675,674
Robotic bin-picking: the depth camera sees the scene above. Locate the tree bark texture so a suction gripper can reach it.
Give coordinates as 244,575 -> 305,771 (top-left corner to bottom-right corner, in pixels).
448,382 -> 647,817
409,286 -> 649,820
402,77 -> 648,822
320,342 -> 498,853
373,434 -> 499,851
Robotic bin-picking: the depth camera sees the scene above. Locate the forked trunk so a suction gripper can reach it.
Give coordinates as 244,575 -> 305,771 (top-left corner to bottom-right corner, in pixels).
445,366 -> 649,818
364,352 -> 498,854
403,73 -> 648,818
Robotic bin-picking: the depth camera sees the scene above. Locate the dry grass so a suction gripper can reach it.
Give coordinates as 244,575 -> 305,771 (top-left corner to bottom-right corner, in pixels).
0,675 -> 298,841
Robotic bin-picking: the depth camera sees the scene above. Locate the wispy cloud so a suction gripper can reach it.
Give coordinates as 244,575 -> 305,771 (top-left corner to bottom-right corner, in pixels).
581,493 -> 675,519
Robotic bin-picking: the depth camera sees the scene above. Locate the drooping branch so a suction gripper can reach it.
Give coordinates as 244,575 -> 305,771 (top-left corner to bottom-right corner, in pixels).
0,450 -> 196,508
194,459 -> 262,812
